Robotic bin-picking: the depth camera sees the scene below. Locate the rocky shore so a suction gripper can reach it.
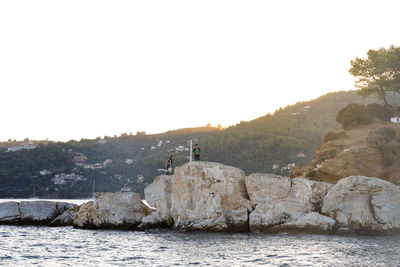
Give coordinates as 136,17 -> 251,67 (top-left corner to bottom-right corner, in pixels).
0,201 -> 76,225
1,162 -> 399,235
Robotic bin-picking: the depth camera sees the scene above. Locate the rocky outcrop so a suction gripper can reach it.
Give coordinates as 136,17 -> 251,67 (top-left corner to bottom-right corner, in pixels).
0,202 -> 21,223
73,192 -> 155,229
3,162 -> 400,235
144,175 -> 172,226
322,176 -> 400,234
144,162 -> 252,232
50,206 -> 79,227
245,174 -> 333,233
302,122 -> 400,185
0,201 -> 77,225
19,201 -> 75,224
170,162 -> 252,231
272,212 -> 336,234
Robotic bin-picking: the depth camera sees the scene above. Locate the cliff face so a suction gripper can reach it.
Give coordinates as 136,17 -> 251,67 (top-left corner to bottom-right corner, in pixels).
303,122 -> 400,186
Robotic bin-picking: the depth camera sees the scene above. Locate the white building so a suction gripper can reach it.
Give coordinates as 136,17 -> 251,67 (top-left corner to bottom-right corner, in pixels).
126,159 -> 134,165
272,164 -> 279,170
390,117 -> 400,123
6,142 -> 36,152
40,169 -> 52,176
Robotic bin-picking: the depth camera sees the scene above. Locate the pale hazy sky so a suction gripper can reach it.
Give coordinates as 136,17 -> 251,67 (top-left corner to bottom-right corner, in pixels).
0,0 -> 399,141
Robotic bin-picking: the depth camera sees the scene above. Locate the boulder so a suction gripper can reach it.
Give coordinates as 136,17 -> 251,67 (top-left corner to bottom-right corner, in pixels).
144,175 -> 173,225
0,202 -> 21,223
138,211 -> 166,230
19,201 -> 76,224
50,206 -> 80,227
168,162 -> 252,232
73,192 -> 153,229
271,212 -> 336,234
322,176 -> 400,234
246,174 -> 333,232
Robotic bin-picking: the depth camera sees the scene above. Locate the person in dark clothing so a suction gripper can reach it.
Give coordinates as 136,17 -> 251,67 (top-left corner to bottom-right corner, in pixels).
192,144 -> 202,161
166,154 -> 173,174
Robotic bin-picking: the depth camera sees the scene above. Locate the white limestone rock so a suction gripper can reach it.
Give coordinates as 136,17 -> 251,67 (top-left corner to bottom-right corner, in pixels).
144,175 -> 173,225
73,192 -> 153,229
246,174 -> 333,232
322,176 -> 400,234
138,211 -> 166,230
50,206 -> 79,227
0,202 -> 21,223
245,173 -> 292,206
169,162 -> 252,232
19,201 -> 76,224
274,212 -> 336,233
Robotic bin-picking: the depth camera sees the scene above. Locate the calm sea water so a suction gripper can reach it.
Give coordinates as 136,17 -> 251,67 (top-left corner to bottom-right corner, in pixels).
1,199 -> 400,266
1,226 -> 399,266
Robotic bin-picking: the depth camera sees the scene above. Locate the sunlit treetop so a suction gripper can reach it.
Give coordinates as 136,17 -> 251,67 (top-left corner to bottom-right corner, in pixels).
349,45 -> 400,107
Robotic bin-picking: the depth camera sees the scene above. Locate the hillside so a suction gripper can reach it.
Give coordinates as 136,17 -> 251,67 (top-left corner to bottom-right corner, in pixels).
200,90 -> 378,174
0,90 -> 381,198
301,122 -> 400,185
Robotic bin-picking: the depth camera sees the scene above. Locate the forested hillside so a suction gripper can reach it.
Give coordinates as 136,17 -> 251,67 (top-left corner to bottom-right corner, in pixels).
201,91 -> 378,174
0,90 -> 380,198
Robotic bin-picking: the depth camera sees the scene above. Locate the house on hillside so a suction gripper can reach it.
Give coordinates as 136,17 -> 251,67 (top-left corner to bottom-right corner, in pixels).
40,169 -> 52,176
296,152 -> 305,157
72,155 -> 88,162
126,158 -> 134,165
120,186 -> 132,192
103,159 -> 112,166
391,117 -> 400,123
6,142 -> 36,152
272,164 -> 279,170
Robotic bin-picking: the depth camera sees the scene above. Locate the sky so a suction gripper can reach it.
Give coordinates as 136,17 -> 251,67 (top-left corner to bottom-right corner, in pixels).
0,0 -> 399,141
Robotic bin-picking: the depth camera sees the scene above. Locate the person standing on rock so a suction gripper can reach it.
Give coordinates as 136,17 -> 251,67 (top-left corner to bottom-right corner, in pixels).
166,154 -> 173,174
192,144 -> 202,161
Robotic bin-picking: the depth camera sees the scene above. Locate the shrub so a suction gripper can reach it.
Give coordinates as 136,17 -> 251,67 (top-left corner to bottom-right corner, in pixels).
323,130 -> 339,142
366,104 -> 394,121
322,130 -> 346,143
336,103 -> 394,130
336,104 -> 371,130
366,127 -> 400,167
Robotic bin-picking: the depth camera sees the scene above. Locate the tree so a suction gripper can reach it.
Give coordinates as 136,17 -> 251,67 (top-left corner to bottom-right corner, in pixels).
349,45 -> 400,107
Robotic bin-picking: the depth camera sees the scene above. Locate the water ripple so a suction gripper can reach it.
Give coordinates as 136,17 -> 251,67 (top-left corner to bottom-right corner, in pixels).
0,225 -> 399,266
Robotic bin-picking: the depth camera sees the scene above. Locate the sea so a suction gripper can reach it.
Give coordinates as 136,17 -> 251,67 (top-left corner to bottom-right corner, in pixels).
1,199 -> 400,267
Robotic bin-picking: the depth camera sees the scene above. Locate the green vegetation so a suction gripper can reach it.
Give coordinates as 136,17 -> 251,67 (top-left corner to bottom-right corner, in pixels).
0,143 -> 74,198
366,127 -> 400,167
201,91 -> 377,174
0,90 -> 382,198
336,103 -> 394,130
350,45 -> 400,107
